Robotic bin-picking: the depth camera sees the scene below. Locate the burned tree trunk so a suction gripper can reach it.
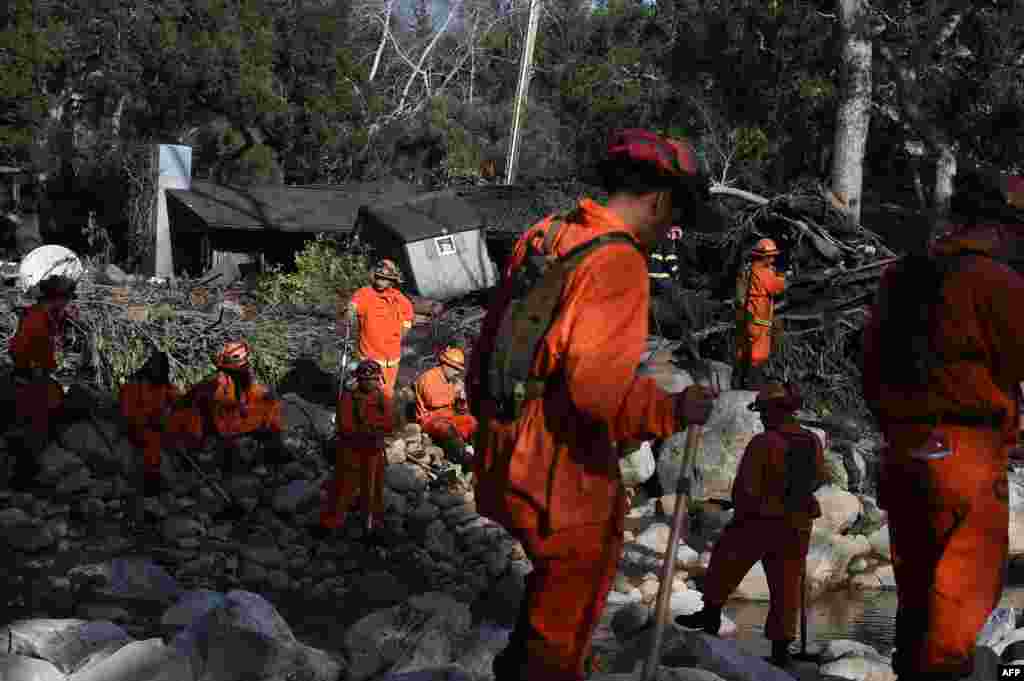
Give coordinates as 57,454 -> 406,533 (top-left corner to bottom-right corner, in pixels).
830,0 -> 873,229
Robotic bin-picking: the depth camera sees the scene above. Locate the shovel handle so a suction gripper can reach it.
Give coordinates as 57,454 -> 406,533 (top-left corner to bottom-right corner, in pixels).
642,423 -> 704,681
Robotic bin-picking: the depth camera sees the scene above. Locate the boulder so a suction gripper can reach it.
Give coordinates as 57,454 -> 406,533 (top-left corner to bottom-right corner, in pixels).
67,639 -> 192,681
37,445 -> 86,484
345,592 -> 472,681
805,529 -> 871,597
172,590 -> 340,681
976,607 -> 1016,649
867,526 -> 891,561
819,656 -> 895,681
0,654 -> 65,681
813,485 -> 862,534
387,463 -> 427,493
70,558 -> 183,605
657,391 -> 763,501
280,393 -> 335,437
611,603 -> 652,641
620,441 -> 656,487
676,630 -> 798,681
1,619 -> 133,675
451,622 -> 512,680
820,639 -> 890,665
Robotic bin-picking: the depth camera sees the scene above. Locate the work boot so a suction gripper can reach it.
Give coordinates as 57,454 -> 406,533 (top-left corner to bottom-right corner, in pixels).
675,604 -> 722,635
769,640 -> 792,668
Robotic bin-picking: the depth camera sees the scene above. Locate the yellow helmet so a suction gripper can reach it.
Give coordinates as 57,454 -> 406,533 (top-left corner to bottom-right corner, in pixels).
751,238 -> 780,257
438,346 -> 466,371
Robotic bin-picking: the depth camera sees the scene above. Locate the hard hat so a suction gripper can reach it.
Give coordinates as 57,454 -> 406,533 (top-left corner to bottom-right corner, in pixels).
38,275 -> 77,301
438,346 -> 466,371
215,340 -> 251,370
353,359 -> 384,382
751,238 -> 780,257
748,382 -> 803,412
605,129 -> 700,179
373,259 -> 404,283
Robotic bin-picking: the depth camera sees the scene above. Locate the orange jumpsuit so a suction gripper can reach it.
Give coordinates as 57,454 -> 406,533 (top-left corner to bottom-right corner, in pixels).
468,199 -> 682,681
700,423 -> 827,641
862,232 -> 1024,678
320,386 -> 393,529
348,286 -> 414,397
119,382 -> 183,475
183,370 -> 284,443
414,366 -> 478,442
736,261 -> 786,367
9,304 -> 66,452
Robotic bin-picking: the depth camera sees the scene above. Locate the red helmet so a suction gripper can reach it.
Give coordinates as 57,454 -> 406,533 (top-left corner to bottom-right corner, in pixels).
605,129 -> 700,178
215,340 -> 251,369
751,238 -> 780,257
748,382 -> 803,412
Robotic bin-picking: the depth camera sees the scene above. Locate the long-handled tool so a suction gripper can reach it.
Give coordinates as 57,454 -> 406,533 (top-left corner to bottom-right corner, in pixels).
642,367 -> 717,681
172,446 -> 247,520
790,564 -> 822,663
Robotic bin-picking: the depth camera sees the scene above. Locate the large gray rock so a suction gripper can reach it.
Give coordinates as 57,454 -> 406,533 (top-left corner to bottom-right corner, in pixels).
345,592 -> 472,681
281,393 -> 335,437
172,589 -> 340,681
451,622 -> 511,680
678,631 -> 797,681
58,420 -> 132,472
162,590 -> 228,629
657,391 -> 763,502
976,607 -> 1016,649
387,464 -> 427,493
1,619 -> 133,675
37,445 -> 87,484
67,639 -> 193,681
0,654 -> 65,681
813,485 -> 862,534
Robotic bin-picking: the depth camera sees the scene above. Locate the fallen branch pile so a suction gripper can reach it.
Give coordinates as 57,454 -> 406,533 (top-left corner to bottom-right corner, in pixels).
1,274 -> 344,393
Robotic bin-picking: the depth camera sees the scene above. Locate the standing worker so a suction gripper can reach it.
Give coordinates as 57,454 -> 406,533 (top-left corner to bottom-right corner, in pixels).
861,170 -> 1024,681
414,346 -> 478,466
319,359 -> 394,539
676,382 -> 828,668
7,275 -> 76,489
343,259 -> 414,399
467,129 -> 718,681
119,351 -> 182,497
185,340 -> 288,474
735,238 -> 786,389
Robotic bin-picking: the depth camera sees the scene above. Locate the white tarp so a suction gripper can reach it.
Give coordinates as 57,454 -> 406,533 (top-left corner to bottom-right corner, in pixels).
18,245 -> 84,290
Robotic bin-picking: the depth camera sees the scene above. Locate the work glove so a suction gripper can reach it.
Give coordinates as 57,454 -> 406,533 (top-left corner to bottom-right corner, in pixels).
674,384 -> 717,429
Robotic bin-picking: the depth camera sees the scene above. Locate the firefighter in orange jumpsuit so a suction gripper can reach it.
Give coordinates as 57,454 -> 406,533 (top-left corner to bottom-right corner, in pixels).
676,382 -> 828,667
319,359 -> 394,538
185,340 -> 288,474
735,238 -> 787,389
414,346 -> 478,464
467,129 -> 718,681
862,171 -> 1024,680
119,351 -> 182,497
7,275 -> 76,489
343,259 -> 414,399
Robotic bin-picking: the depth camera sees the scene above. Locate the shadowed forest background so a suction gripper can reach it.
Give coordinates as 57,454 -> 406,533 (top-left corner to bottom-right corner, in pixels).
1,0 -> 1021,267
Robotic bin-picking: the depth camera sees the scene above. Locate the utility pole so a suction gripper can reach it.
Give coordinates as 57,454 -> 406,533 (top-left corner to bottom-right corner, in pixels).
505,0 -> 541,185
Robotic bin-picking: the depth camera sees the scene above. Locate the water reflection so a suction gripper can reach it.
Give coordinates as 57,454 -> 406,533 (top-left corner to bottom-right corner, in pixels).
726,585 -> 1024,658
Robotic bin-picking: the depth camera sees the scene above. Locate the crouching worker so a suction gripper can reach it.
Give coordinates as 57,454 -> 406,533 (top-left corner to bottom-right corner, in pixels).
677,382 -> 828,668
319,359 -> 394,538
7,275 -> 76,490
414,346 -> 477,465
186,340 -> 288,474
120,351 -> 182,497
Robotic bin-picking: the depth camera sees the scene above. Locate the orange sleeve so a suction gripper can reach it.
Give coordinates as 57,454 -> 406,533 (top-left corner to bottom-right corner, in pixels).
755,266 -> 786,296
11,307 -> 55,369
978,260 -> 1024,385
559,242 -> 677,442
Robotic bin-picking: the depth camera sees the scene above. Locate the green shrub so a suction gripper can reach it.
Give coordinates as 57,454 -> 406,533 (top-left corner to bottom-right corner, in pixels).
255,234 -> 373,307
